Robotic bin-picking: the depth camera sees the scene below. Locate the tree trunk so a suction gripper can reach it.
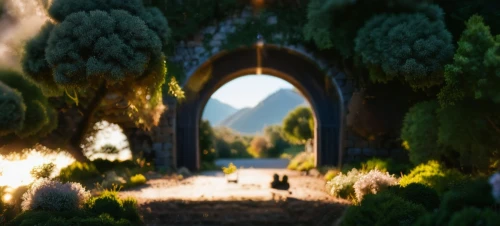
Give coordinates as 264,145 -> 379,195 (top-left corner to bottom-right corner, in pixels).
68,83 -> 108,162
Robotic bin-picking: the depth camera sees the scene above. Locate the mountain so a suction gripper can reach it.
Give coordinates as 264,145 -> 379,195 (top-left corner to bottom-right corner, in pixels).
219,89 -> 308,134
202,98 -> 239,126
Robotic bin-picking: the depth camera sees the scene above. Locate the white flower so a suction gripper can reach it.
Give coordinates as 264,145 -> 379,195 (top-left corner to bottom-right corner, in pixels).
21,179 -> 91,211
353,169 -> 398,202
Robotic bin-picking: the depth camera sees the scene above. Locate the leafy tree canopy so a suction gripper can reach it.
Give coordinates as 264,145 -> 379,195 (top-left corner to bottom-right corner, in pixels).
282,106 -> 314,145
354,4 -> 454,89
303,0 -> 431,57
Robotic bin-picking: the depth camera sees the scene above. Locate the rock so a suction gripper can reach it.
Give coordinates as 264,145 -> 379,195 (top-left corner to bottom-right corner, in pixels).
177,167 -> 191,177
308,169 -> 321,177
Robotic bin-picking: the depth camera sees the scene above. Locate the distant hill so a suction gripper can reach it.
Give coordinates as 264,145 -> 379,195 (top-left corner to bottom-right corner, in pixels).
219,89 -> 308,134
202,98 -> 239,126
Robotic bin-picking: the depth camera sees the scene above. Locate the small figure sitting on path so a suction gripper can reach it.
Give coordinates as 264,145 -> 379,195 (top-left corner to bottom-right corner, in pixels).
277,175 -> 290,190
270,173 -> 280,189
270,174 -> 290,190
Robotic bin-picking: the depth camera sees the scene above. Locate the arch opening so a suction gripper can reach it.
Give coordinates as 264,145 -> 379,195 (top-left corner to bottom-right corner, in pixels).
176,46 -> 343,170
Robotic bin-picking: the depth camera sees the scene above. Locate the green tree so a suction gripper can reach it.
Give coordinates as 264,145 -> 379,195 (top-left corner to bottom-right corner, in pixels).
402,16 -> 500,173
15,0 -> 173,161
199,120 -> 216,164
401,101 -> 444,165
282,106 -> 314,145
354,4 -> 454,89
0,70 -> 57,153
263,125 -> 290,158
303,0 -> 431,57
247,136 -> 269,158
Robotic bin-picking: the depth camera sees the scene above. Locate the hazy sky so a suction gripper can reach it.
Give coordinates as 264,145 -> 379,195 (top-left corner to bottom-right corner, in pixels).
211,75 -> 294,109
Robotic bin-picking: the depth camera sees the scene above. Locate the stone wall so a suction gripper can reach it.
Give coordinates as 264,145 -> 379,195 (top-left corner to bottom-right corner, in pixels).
149,6 -> 405,169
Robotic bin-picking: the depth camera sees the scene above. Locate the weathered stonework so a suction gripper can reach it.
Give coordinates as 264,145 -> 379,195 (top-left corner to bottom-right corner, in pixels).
145,7 -> 400,170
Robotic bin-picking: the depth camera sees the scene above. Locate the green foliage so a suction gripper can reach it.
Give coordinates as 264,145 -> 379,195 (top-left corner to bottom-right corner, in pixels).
0,70 -> 56,139
399,161 -> 465,195
282,106 -> 314,145
247,136 -> 269,158
414,178 -> 498,226
263,125 -> 290,158
303,0 -> 430,57
128,174 -> 146,187
91,159 -> 136,174
340,192 -> 427,226
386,183 -> 440,211
30,163 -> 56,179
199,120 -> 216,164
360,157 -> 412,175
222,162 -> 237,175
355,4 -> 454,89
401,101 -> 444,165
59,161 -> 101,183
446,207 -> 500,226
326,168 -> 362,199
85,191 -> 142,223
0,81 -> 25,136
438,15 -> 500,105
287,151 -> 315,172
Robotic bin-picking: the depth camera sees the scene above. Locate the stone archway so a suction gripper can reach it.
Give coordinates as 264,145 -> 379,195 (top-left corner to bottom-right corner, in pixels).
176,45 -> 345,170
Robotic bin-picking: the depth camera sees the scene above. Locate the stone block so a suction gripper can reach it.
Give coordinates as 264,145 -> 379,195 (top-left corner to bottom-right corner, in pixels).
152,143 -> 163,152
375,149 -> 389,156
267,16 -> 278,25
348,148 -> 361,155
362,148 -> 375,156
209,40 -> 222,48
203,26 -> 216,34
212,33 -> 226,41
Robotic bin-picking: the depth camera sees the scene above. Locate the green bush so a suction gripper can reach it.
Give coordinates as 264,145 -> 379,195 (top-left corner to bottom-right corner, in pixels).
287,151 -> 314,171
324,169 -> 340,181
447,207 -> 500,226
128,174 -> 146,187
340,192 -> 427,226
386,183 -> 440,211
85,191 -> 123,220
399,161 -> 465,195
92,159 -> 137,174
360,158 -> 412,175
121,197 -> 141,223
59,161 -> 101,183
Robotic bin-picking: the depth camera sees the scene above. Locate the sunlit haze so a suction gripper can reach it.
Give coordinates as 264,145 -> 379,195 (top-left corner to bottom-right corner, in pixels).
211,75 -> 294,109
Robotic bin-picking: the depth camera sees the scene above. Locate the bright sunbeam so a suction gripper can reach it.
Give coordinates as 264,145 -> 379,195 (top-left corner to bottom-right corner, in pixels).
0,149 -> 74,188
87,121 -> 132,161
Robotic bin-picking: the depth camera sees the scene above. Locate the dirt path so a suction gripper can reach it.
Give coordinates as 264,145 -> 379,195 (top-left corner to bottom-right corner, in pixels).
120,168 -> 349,226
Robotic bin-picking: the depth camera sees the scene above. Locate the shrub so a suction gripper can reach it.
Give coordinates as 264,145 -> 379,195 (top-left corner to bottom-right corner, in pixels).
360,158 -> 412,175
122,197 -> 141,223
447,207 -> 500,226
399,160 -> 464,195
129,174 -> 146,187
287,151 -> 314,171
58,161 -> 100,183
324,169 -> 340,181
30,163 -> 56,179
85,191 -> 123,219
489,172 -> 500,203
21,179 -> 91,211
222,163 -> 237,175
326,168 -> 363,199
340,192 -> 427,226
353,169 -> 398,201
386,183 -> 440,211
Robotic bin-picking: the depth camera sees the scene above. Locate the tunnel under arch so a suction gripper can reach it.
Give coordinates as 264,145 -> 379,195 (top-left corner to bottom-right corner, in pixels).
176,45 -> 344,170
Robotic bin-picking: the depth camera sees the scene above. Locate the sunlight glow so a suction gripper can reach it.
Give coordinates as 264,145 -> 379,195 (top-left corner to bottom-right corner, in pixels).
87,121 -> 132,161
0,149 -> 74,188
2,193 -> 12,203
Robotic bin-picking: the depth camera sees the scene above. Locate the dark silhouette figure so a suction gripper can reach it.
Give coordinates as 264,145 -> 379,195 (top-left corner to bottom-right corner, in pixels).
270,174 -> 290,190
271,174 -> 280,188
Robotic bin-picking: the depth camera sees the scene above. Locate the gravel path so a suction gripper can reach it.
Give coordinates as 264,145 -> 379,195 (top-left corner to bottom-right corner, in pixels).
119,161 -> 349,226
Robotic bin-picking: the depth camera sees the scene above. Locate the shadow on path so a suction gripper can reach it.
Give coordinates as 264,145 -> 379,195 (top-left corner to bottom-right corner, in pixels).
140,198 -> 347,226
